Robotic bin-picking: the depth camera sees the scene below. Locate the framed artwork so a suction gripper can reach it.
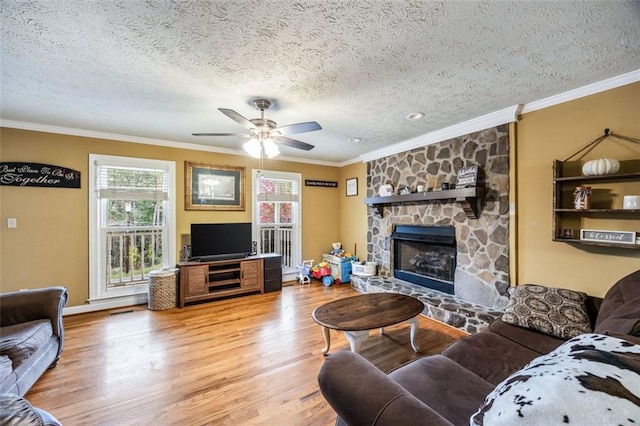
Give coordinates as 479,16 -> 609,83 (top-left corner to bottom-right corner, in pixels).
185,162 -> 245,211
346,177 -> 358,197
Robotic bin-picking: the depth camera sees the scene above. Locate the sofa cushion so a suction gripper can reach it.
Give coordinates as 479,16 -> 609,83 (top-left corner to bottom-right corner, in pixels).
594,269 -> 640,336
470,333 -> 640,425
388,354 -> 494,425
488,318 -> 565,355
0,354 -> 13,382
501,284 -> 592,339
443,332 -> 541,386
0,320 -> 53,367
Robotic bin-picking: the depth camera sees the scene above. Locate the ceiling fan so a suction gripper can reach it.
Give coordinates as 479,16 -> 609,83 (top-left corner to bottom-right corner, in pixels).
192,99 -> 321,156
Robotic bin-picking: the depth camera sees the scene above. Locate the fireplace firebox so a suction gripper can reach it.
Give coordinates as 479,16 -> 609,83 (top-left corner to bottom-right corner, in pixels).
391,225 -> 456,294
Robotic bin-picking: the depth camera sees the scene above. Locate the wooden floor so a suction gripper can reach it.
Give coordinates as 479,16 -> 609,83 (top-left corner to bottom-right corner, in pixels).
27,283 -> 468,425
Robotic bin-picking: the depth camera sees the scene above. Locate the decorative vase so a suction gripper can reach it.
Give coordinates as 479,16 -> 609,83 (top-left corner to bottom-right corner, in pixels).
379,181 -> 394,197
581,158 -> 620,176
573,186 -> 592,209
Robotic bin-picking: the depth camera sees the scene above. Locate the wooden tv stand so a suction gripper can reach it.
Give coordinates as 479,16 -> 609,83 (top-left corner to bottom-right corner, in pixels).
178,255 -> 270,308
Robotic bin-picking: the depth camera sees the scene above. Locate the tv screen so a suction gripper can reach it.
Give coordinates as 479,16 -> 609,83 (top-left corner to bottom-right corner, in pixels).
190,222 -> 252,261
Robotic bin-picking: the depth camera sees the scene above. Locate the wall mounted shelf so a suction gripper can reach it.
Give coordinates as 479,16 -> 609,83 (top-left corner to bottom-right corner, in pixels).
365,187 -> 485,219
553,160 -> 640,250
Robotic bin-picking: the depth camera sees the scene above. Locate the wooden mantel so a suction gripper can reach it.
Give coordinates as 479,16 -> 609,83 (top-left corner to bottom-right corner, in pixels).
364,187 -> 485,219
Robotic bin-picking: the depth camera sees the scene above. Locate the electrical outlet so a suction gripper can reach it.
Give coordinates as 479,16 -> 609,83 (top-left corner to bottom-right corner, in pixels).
7,218 -> 17,228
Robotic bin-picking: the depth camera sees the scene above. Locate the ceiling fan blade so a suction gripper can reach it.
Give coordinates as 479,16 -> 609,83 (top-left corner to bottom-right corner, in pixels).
273,121 -> 322,136
218,108 -> 258,131
275,136 -> 315,151
192,132 -> 251,137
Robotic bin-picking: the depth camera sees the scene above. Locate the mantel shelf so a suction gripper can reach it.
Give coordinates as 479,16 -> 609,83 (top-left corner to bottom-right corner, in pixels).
365,187 -> 485,219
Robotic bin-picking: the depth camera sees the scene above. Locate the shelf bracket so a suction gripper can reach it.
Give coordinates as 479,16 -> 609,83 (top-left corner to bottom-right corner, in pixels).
457,197 -> 480,219
370,204 -> 383,219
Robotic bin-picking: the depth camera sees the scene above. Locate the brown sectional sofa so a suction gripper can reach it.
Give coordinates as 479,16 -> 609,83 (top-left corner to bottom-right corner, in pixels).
318,269 -> 640,425
0,286 -> 68,396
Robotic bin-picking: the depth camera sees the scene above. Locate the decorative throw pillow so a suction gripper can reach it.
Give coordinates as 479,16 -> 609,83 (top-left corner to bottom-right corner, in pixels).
470,333 -> 640,425
501,284 -> 592,339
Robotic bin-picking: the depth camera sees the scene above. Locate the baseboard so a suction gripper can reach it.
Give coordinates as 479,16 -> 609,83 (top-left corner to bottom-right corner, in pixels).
64,294 -> 148,316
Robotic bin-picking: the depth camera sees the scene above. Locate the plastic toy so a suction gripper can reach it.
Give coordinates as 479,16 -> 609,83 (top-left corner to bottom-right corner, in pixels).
297,259 -> 313,285
311,261 -> 335,285
330,242 -> 345,257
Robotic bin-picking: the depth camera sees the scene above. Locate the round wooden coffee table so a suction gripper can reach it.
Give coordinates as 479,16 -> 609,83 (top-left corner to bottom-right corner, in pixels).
312,293 -> 424,355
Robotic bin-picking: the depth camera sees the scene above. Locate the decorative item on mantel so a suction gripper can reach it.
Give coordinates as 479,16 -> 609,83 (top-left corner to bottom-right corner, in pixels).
378,180 -> 394,197
573,186 -> 592,209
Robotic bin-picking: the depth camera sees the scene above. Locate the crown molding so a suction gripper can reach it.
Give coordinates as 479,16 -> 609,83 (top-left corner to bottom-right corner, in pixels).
520,69 -> 640,114
357,104 -> 522,163
0,120 -> 339,167
3,69 -> 638,167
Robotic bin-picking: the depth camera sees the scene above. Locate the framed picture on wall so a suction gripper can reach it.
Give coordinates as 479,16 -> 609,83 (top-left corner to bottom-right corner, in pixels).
346,177 -> 358,197
185,162 -> 245,211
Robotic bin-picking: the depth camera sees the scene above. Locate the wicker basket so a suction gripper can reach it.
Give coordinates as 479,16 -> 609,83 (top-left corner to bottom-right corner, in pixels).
148,269 -> 178,310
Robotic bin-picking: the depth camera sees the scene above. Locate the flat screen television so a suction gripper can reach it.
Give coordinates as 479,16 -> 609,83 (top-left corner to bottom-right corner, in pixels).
190,222 -> 253,261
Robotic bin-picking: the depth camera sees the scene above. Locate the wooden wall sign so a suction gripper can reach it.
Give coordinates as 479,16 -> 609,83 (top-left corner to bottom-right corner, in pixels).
455,166 -> 478,188
0,162 -> 81,188
579,229 -> 636,245
305,180 -> 338,188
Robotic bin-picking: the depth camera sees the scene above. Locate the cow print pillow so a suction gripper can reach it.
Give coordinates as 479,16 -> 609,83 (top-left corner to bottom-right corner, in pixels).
502,284 -> 592,339
470,333 -> 640,425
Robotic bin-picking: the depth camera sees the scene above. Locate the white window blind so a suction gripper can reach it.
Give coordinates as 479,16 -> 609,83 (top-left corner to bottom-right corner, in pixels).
96,164 -> 169,201
257,176 -> 299,202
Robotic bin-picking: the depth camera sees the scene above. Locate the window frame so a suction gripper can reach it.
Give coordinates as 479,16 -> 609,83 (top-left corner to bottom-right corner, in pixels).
88,154 -> 176,305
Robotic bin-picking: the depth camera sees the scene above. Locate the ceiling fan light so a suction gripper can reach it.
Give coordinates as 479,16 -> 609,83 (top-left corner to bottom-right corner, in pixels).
244,139 -> 262,158
263,138 -> 280,158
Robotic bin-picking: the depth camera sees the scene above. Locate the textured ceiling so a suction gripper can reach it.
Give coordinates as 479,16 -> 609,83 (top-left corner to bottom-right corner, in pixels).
1,1 -> 640,164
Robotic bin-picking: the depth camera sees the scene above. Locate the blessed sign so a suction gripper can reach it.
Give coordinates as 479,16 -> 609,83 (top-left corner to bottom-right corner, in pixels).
580,229 -> 636,245
0,162 -> 81,188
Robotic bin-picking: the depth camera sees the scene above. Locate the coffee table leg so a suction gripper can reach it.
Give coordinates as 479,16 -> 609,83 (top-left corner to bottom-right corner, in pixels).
344,330 -> 369,353
321,326 -> 331,356
407,316 -> 420,352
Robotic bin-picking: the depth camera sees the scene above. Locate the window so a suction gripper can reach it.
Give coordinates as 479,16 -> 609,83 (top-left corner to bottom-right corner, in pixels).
89,154 -> 175,305
253,170 -> 301,273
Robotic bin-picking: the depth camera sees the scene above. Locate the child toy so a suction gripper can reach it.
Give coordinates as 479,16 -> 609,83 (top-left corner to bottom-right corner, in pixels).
296,259 -> 313,285
330,242 -> 345,257
311,262 -> 334,286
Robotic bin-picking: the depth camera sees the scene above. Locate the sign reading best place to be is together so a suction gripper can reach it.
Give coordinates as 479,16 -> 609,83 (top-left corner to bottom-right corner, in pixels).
0,162 -> 81,188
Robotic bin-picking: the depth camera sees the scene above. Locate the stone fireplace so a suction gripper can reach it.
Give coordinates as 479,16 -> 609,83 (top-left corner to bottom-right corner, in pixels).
366,125 -> 511,311
391,224 -> 456,294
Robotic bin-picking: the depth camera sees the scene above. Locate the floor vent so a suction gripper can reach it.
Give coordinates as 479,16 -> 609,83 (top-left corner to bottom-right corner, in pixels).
109,309 -> 136,316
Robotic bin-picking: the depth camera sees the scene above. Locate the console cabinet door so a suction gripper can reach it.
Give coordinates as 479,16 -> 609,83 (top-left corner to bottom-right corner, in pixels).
241,259 -> 263,292
183,265 -> 207,296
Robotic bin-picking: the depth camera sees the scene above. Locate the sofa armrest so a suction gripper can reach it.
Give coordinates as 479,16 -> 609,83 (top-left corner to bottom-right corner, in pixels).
318,350 -> 454,426
1,287 -> 68,354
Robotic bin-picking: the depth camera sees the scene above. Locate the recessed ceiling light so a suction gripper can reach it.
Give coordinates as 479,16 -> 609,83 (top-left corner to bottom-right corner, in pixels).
348,138 -> 362,143
406,112 -> 425,120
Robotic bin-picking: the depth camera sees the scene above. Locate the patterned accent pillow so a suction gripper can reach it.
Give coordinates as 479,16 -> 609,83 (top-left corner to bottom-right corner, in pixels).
471,333 -> 640,425
502,284 -> 592,339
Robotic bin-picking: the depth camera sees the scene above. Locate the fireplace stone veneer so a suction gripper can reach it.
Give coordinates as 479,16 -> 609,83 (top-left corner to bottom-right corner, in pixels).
367,125 -> 511,311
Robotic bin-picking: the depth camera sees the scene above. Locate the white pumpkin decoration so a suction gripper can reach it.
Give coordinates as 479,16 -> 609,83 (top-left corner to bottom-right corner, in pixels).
581,158 -> 620,176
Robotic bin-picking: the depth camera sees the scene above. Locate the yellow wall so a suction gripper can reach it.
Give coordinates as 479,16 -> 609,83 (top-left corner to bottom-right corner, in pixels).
338,162 -> 368,261
0,128 -> 340,306
516,81 -> 640,297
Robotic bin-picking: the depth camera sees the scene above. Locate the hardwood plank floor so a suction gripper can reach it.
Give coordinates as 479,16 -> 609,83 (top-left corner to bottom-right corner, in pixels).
26,283 -> 468,425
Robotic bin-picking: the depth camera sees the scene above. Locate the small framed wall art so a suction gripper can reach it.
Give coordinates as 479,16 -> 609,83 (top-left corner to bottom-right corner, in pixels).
185,162 -> 245,211
346,177 -> 358,197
